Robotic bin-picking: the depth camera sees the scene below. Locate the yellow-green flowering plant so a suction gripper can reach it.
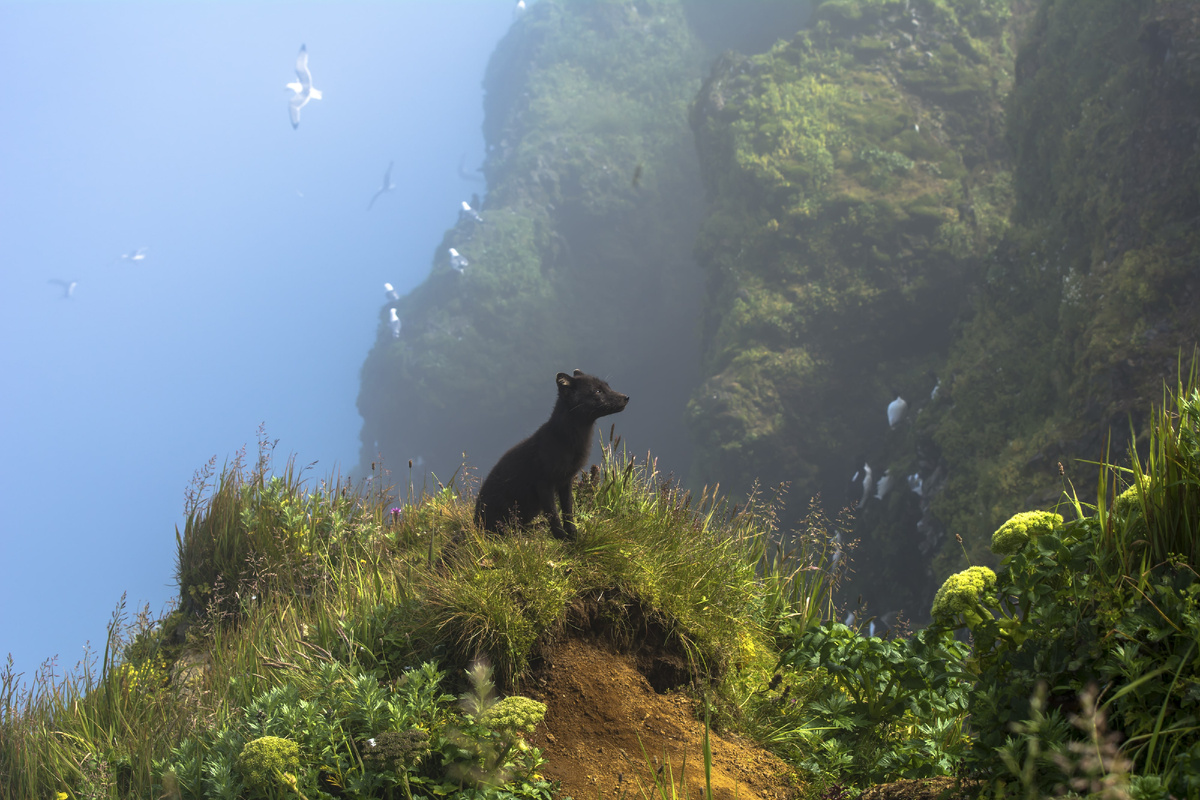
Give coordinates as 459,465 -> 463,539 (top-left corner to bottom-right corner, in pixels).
237,736 -> 301,797
931,565 -> 999,630
991,511 -> 1064,557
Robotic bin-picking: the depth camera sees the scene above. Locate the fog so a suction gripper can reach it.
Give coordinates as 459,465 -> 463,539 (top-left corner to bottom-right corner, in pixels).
0,2 -> 514,684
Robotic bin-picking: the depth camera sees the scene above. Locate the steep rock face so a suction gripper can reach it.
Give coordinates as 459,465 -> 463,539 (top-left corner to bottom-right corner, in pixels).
356,0 -> 711,484
687,0 -> 1019,616
927,0 -> 1200,576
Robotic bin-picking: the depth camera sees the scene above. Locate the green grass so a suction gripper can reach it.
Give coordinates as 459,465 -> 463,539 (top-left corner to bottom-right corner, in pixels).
0,432 -> 843,800
8,374 -> 1200,799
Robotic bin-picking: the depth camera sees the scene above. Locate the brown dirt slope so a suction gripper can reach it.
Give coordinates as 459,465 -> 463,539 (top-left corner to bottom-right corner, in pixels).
520,637 -> 800,800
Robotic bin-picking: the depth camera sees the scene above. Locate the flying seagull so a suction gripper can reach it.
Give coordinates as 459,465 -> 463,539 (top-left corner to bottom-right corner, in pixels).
117,247 -> 147,264
286,44 -> 322,129
368,162 -> 396,211
48,279 -> 77,298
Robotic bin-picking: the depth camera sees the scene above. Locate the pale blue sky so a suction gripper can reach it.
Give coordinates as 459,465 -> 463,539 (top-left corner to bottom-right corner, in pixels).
0,1 -> 513,685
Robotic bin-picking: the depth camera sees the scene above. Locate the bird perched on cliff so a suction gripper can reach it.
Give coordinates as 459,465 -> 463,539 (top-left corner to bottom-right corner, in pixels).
887,395 -> 908,428
286,44 -> 322,129
459,201 -> 484,225
388,308 -> 401,339
857,463 -> 874,509
448,248 -> 468,273
828,529 -> 844,574
384,282 -> 399,301
48,279 -> 77,298
875,469 -> 893,500
907,473 -> 923,497
368,162 -> 396,210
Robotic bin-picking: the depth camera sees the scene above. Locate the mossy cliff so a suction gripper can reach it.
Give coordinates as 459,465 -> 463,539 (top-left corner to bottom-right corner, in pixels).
686,0 -> 1019,616
356,0 -> 1200,624
926,0 -> 1200,581
356,0 -> 712,483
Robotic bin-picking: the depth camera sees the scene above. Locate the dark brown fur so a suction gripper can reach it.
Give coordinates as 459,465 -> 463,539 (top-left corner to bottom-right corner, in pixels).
475,370 -> 629,539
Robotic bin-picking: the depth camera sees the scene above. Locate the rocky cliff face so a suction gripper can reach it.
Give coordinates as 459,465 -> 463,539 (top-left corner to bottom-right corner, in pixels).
357,0 -> 713,486
356,0 -> 1200,623
686,0 -> 1019,617
927,0 -> 1200,581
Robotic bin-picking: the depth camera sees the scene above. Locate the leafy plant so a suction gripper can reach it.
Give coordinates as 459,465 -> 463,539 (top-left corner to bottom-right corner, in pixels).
776,622 -> 972,784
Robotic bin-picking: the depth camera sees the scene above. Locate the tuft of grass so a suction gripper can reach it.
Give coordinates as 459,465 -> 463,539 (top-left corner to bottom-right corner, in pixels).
1115,355 -> 1200,575
1,423 -> 850,800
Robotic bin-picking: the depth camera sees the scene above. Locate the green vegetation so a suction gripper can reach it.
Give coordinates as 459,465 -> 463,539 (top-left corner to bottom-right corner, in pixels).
686,0 -> 1020,617
6,381 -> 1200,799
927,0 -> 1200,581
356,0 -> 710,482
0,430 -> 831,800
9,1 -> 1200,798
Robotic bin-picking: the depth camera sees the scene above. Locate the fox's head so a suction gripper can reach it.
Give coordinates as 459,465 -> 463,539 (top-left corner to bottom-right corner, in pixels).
556,369 -> 629,421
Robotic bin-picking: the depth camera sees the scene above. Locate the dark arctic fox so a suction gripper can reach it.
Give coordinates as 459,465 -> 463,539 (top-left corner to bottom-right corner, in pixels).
475,370 -> 629,539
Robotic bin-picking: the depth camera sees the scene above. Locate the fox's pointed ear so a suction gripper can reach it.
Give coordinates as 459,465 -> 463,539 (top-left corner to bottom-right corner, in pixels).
556,372 -> 573,388
573,369 -> 584,377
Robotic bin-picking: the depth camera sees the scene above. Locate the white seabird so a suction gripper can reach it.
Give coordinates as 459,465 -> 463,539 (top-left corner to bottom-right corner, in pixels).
384,282 -> 399,301
858,463 -> 874,509
448,248 -> 468,273
48,279 -> 77,298
286,44 -> 322,129
907,473 -> 923,496
514,0 -> 526,19
460,201 -> 484,224
118,247 -> 147,263
388,308 -> 401,339
828,529 -> 844,573
887,395 -> 908,428
368,162 -> 396,211
875,469 -> 893,500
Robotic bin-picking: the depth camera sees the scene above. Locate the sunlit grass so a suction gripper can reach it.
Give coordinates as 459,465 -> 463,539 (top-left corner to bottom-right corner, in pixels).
0,427 -> 846,800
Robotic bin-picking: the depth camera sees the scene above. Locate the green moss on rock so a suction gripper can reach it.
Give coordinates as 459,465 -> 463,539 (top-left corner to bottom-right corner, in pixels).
356,0 -> 710,481
928,0 -> 1200,582
687,0 -> 1018,616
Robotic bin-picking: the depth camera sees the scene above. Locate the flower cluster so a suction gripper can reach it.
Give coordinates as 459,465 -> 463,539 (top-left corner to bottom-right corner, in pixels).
120,654 -> 169,696
361,729 -> 430,773
479,696 -> 547,736
1112,476 -> 1151,517
237,736 -> 301,793
991,510 -> 1063,556
931,566 -> 997,627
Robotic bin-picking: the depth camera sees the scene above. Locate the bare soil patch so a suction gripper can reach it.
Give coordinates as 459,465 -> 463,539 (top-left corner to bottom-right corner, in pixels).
520,637 -> 800,800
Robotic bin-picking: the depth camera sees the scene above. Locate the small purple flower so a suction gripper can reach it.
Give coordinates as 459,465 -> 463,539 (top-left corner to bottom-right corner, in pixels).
390,507 -> 401,522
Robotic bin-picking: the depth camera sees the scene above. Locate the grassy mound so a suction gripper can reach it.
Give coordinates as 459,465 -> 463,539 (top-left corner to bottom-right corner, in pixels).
0,435 -> 843,800
4,376 -> 1200,799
